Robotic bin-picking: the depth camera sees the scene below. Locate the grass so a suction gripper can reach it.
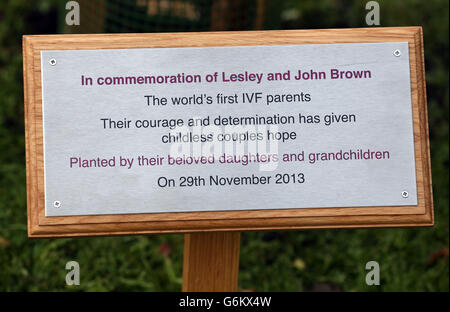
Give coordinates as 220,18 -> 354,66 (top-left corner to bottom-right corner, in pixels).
0,157 -> 447,291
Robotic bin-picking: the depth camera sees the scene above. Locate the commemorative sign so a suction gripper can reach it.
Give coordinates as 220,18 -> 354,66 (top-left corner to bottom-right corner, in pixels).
23,27 -> 433,237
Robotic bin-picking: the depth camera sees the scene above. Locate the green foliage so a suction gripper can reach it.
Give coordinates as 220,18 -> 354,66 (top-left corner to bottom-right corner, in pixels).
0,0 -> 448,291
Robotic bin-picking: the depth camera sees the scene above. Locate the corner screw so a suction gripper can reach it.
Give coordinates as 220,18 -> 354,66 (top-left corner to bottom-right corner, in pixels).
49,59 -> 57,66
393,49 -> 401,57
401,191 -> 409,198
53,200 -> 61,208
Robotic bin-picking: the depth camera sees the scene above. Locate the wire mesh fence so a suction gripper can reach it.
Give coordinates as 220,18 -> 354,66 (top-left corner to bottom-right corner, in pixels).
66,0 -> 268,33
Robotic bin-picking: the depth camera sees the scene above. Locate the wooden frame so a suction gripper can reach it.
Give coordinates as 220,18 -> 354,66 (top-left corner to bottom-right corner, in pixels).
23,27 -> 433,237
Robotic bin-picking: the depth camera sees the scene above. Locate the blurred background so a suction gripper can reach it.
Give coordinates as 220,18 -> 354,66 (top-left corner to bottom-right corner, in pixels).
0,0 -> 448,291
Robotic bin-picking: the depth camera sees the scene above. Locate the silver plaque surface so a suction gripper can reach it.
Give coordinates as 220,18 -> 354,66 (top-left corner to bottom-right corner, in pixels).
41,42 -> 417,216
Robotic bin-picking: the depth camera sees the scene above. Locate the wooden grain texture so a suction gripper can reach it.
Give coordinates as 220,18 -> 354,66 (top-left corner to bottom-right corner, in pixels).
182,232 -> 240,292
22,27 -> 434,237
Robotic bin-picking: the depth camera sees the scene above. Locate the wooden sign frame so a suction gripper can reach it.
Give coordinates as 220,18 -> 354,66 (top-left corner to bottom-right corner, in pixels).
23,27 -> 433,238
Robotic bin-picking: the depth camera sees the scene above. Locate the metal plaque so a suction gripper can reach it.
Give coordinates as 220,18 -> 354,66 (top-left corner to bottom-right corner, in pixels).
41,42 -> 417,216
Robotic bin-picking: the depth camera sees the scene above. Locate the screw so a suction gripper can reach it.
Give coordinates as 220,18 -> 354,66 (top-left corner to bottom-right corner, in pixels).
393,49 -> 401,57
53,200 -> 61,208
401,191 -> 409,198
49,59 -> 57,66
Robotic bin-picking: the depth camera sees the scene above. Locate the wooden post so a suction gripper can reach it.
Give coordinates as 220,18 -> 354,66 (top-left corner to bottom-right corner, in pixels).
182,232 -> 241,292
